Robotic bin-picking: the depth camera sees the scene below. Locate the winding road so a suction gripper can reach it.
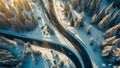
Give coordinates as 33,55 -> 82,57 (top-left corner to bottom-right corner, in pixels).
41,0 -> 93,68
0,0 -> 93,68
0,31 -> 81,68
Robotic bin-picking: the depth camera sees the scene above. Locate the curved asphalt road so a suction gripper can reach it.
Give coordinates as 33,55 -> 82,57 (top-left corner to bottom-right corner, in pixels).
0,0 -> 93,68
41,0 -> 93,68
0,32 -> 81,68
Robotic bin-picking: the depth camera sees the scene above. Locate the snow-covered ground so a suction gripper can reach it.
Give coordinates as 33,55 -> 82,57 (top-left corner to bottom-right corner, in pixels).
0,36 -> 75,68
1,0 -> 117,68
52,0 -> 112,68
0,0 -> 84,67
0,0 -> 79,54
0,0 -> 73,47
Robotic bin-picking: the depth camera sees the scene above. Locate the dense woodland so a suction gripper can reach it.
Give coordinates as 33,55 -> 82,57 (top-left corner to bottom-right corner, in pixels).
0,0 -> 120,67
0,0 -> 38,32
63,0 -> 120,65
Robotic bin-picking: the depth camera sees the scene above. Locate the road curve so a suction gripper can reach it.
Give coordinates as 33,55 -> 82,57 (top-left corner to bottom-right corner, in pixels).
41,0 -> 93,68
0,31 -> 80,68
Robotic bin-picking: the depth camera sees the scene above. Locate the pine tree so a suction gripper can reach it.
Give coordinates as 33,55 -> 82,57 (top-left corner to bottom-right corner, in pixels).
106,11 -> 119,29
98,14 -> 111,29
102,46 -> 112,56
23,0 -> 31,11
104,24 -> 120,38
95,0 -> 102,14
64,2 -> 69,17
74,19 -> 78,28
0,14 -> 11,29
70,0 -> 78,10
107,0 -> 120,8
105,2 -> 114,15
70,18 -> 74,27
0,0 -> 5,10
79,12 -> 85,27
102,36 -> 116,47
90,38 -> 94,45
91,14 -> 98,24
87,25 -> 92,34
111,12 -> 119,23
112,38 -> 120,46
0,18 -> 9,29
68,10 -> 72,20
96,6 -> 107,24
88,0 -> 96,15
96,0 -> 102,10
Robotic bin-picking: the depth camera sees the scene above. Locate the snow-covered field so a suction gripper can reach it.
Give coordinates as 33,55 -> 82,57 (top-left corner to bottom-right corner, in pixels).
0,36 -> 75,68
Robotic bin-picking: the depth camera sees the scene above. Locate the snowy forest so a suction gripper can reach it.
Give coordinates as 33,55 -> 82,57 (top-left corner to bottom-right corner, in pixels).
0,0 -> 120,68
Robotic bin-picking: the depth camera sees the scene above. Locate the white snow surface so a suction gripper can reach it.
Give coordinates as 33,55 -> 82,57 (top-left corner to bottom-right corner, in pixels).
0,36 -> 75,68
0,0 -> 81,68
0,0 -> 114,68
52,0 -> 110,68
